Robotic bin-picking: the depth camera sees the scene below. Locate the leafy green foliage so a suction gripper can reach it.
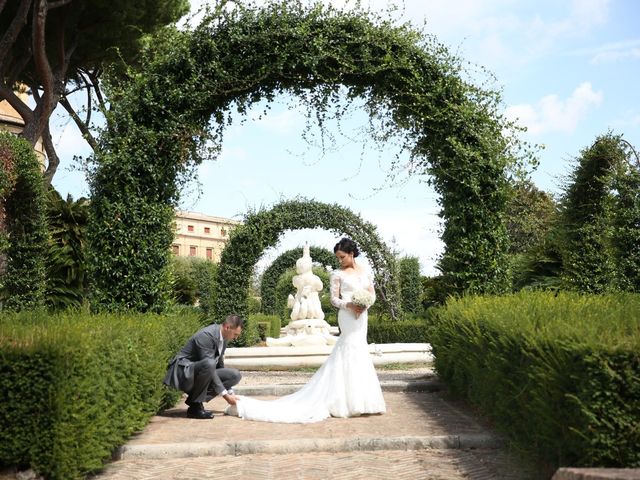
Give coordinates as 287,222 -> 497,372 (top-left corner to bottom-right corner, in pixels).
170,256 -> 199,305
90,0 -> 524,312
0,309 -> 201,479
0,0 -> 190,184
169,256 -> 219,321
0,0 -> 189,79
213,198 -> 400,323
260,246 -> 339,315
248,313 -> 281,339
45,190 -> 89,310
398,256 -> 423,315
505,180 -> 557,255
609,145 -> 640,291
0,133 -> 48,311
367,317 -> 430,344
560,134 -> 624,292
431,292 -> 640,470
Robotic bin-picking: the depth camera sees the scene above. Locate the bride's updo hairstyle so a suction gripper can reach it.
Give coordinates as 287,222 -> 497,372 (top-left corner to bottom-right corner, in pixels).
333,237 -> 360,257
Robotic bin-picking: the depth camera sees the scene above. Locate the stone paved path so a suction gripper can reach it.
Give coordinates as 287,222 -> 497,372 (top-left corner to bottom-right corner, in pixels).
87,367 -> 540,480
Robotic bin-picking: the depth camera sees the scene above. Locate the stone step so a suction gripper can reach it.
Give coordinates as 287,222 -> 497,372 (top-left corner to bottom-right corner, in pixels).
234,378 -> 442,396
117,433 -> 502,460
116,391 -> 502,461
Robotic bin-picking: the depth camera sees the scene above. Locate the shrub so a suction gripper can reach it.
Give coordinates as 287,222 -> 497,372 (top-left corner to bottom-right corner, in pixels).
0,309 -> 201,479
398,256 -> 423,315
249,313 -> 281,339
367,316 -> 430,344
0,132 -> 48,311
431,291 -> 640,470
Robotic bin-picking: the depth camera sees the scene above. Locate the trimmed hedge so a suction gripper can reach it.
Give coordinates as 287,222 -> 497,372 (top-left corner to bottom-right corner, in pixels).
367,316 -> 430,344
0,309 -> 201,479
248,313 -> 281,339
430,291 -> 640,470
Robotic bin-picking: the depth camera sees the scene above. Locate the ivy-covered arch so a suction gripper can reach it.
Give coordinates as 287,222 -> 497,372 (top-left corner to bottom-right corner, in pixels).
214,198 -> 400,320
260,246 -> 339,315
89,1 -> 521,312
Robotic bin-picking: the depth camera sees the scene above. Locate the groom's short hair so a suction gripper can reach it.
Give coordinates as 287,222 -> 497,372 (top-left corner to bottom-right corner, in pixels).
224,314 -> 245,328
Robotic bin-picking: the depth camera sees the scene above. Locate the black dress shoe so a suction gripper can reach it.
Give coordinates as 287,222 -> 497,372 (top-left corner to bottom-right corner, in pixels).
187,406 -> 214,419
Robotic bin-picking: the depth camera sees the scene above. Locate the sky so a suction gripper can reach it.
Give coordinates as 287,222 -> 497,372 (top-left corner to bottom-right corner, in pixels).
49,0 -> 640,276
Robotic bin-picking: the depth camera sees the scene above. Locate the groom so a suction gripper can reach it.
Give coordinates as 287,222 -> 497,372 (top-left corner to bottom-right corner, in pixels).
164,314 -> 244,419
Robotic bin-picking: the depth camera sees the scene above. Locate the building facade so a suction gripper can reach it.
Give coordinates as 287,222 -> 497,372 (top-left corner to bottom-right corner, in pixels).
0,86 -> 46,163
173,210 -> 241,262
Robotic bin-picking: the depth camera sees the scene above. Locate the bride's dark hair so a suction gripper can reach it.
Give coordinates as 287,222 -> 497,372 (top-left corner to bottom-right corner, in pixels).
333,238 -> 360,257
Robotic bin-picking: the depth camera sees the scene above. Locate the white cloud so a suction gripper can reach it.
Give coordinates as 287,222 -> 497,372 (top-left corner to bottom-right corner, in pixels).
586,39 -> 640,64
505,82 -> 603,135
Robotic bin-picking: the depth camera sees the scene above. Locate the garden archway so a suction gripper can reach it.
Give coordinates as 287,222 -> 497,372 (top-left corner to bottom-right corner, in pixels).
88,1 -> 517,312
215,199 -> 399,320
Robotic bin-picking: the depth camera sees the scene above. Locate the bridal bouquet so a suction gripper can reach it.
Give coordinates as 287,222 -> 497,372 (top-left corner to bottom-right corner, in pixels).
351,289 -> 375,309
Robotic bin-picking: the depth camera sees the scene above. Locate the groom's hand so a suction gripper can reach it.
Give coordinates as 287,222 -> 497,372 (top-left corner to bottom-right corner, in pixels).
223,393 -> 239,406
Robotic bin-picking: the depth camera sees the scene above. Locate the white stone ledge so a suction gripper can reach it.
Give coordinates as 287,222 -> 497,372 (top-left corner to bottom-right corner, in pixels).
224,343 -> 433,368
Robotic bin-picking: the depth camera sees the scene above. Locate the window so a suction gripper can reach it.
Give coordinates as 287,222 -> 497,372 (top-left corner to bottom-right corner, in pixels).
171,244 -> 179,255
187,225 -> 194,232
189,246 -> 197,256
206,248 -> 213,260
204,227 -> 211,234
221,227 -> 227,236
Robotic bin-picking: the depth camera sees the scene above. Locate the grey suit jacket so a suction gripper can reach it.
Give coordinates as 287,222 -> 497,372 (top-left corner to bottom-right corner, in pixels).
163,323 -> 227,394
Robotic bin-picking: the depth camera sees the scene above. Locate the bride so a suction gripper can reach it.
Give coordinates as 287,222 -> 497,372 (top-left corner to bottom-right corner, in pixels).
225,237 -> 386,423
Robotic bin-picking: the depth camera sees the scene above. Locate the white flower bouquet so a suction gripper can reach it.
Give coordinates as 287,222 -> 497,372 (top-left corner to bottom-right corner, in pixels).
351,289 -> 375,309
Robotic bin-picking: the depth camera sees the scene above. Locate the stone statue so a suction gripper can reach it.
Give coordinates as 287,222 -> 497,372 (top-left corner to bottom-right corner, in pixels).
266,244 -> 338,347
289,245 -> 324,321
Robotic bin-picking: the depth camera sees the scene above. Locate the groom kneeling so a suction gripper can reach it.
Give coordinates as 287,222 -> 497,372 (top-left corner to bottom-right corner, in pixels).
164,314 -> 244,419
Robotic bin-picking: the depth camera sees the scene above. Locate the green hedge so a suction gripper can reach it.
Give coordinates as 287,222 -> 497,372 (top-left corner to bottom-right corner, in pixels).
0,309 -> 201,479
0,132 -> 49,310
367,316 -> 430,344
249,313 -> 281,339
430,291 -> 640,470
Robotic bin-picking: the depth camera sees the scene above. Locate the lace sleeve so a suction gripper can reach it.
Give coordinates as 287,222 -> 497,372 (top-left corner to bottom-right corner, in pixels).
330,271 -> 347,309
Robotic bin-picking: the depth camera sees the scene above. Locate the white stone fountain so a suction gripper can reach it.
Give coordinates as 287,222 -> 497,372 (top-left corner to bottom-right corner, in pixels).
266,244 -> 338,347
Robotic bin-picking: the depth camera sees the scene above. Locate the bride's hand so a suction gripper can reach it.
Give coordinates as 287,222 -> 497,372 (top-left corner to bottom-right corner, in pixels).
223,393 -> 239,406
347,302 -> 365,317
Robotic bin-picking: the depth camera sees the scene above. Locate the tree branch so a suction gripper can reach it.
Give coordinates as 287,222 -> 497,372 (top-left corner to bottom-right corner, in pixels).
24,0 -> 55,144
59,94 -> 98,151
87,68 -> 107,113
0,81 -> 33,122
41,122 -> 59,187
0,0 -> 31,71
80,71 -> 92,126
48,0 -> 72,9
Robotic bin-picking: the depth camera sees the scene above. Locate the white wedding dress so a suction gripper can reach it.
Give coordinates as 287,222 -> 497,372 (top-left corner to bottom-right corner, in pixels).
225,268 -> 386,423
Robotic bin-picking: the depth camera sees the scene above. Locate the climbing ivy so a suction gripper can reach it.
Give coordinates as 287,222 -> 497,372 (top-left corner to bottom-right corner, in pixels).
260,246 -> 339,315
213,198 -> 400,321
0,132 -> 48,310
560,134 -> 623,293
89,1 -> 526,311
